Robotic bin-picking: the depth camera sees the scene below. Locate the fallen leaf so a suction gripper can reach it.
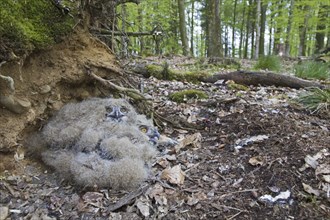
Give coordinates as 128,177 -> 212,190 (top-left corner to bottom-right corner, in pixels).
302,183 -> 320,196
304,155 -> 318,169
136,198 -> 150,217
175,133 -> 202,153
322,175 -> 330,183
161,165 -> 185,185
315,164 -> 330,176
249,156 -> 264,166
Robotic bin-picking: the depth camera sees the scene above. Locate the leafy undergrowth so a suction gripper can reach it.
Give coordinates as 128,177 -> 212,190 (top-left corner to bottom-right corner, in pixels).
294,61 -> 330,80
297,88 -> 330,114
254,55 -> 281,72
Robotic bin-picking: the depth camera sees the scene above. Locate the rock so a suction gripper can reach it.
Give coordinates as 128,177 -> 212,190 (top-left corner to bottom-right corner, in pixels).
0,95 -> 31,114
0,206 -> 9,220
40,85 -> 51,94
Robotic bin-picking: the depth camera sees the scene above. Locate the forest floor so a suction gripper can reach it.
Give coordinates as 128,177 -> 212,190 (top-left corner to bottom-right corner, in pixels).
0,32 -> 329,220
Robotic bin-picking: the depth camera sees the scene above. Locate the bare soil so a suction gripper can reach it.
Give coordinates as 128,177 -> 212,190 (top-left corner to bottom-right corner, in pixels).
0,32 -> 329,220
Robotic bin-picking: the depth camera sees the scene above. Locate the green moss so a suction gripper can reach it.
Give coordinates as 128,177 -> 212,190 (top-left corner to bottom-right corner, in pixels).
0,0 -> 74,57
227,81 -> 249,91
169,89 -> 208,103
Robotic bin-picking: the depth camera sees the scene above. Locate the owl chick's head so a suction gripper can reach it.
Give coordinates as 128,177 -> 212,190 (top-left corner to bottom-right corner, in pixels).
105,105 -> 128,122
136,115 -> 160,145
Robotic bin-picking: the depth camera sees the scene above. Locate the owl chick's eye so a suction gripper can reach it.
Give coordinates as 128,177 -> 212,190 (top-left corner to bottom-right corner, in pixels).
139,125 -> 148,133
120,106 -> 128,113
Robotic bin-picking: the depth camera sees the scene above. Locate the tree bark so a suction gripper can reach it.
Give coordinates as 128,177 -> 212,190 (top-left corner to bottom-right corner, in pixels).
138,6 -> 144,55
208,0 -> 223,57
232,0 -> 237,58
285,0 -> 295,56
298,5 -> 310,56
178,0 -> 190,56
315,3 -> 328,53
273,0 -> 284,55
254,0 -> 261,59
190,0 -> 195,56
202,71 -> 325,89
238,0 -> 246,58
244,0 -> 252,58
259,1 -> 267,56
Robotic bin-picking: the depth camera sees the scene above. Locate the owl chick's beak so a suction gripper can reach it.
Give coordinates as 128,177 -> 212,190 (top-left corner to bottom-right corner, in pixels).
148,128 -> 160,145
105,106 -> 126,122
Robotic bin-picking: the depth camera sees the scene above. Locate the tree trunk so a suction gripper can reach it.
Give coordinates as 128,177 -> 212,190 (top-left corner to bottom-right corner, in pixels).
239,0 -> 246,58
120,3 -> 128,58
259,0 -> 267,56
273,0 -> 284,55
190,0 -> 195,56
315,4 -> 327,53
178,0 -> 189,56
298,5 -> 310,56
244,0 -> 252,59
138,6 -> 144,55
268,2 -> 274,55
208,0 -> 223,57
285,0 -> 295,56
224,25 -> 229,57
232,0 -> 237,58
254,0 -> 261,59
202,71 -> 324,89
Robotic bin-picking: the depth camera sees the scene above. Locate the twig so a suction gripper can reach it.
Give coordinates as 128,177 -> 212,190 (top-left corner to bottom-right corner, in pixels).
84,66 -> 146,100
212,204 -> 247,212
227,211 -> 243,220
106,183 -> 149,212
219,189 -> 258,198
2,182 -> 18,198
149,177 -> 176,190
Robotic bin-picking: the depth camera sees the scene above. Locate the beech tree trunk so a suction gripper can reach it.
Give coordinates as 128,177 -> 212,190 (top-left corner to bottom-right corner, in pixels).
285,0 -> 295,56
178,0 -> 189,56
254,0 -> 261,59
315,4 -> 327,53
207,0 -> 223,57
259,0 -> 267,56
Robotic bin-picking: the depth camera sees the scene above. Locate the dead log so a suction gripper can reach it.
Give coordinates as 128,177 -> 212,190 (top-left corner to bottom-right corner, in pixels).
202,70 -> 325,89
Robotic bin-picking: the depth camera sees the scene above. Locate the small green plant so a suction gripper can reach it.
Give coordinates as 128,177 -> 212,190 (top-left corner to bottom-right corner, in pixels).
254,55 -> 281,71
169,89 -> 208,103
294,61 -> 330,80
297,88 -> 330,114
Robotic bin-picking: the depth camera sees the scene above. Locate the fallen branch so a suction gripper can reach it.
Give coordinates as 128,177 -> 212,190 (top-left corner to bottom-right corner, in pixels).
106,184 -> 149,212
203,70 -> 325,89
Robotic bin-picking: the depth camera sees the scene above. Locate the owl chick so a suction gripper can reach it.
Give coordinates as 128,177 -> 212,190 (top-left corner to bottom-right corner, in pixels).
39,98 -> 160,190
42,98 -> 138,148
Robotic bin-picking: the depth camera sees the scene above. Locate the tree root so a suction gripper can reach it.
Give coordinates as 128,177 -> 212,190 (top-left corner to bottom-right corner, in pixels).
84,65 -> 147,100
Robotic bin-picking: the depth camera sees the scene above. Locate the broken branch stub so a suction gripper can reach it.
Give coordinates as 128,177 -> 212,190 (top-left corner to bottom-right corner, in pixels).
0,63 -> 31,114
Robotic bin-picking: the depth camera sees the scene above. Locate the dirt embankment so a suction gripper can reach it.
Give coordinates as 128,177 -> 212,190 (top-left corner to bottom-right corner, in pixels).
0,30 -> 121,157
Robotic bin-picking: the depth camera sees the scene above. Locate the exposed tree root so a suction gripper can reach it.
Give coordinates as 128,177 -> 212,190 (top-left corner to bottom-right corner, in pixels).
84,65 -> 146,100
